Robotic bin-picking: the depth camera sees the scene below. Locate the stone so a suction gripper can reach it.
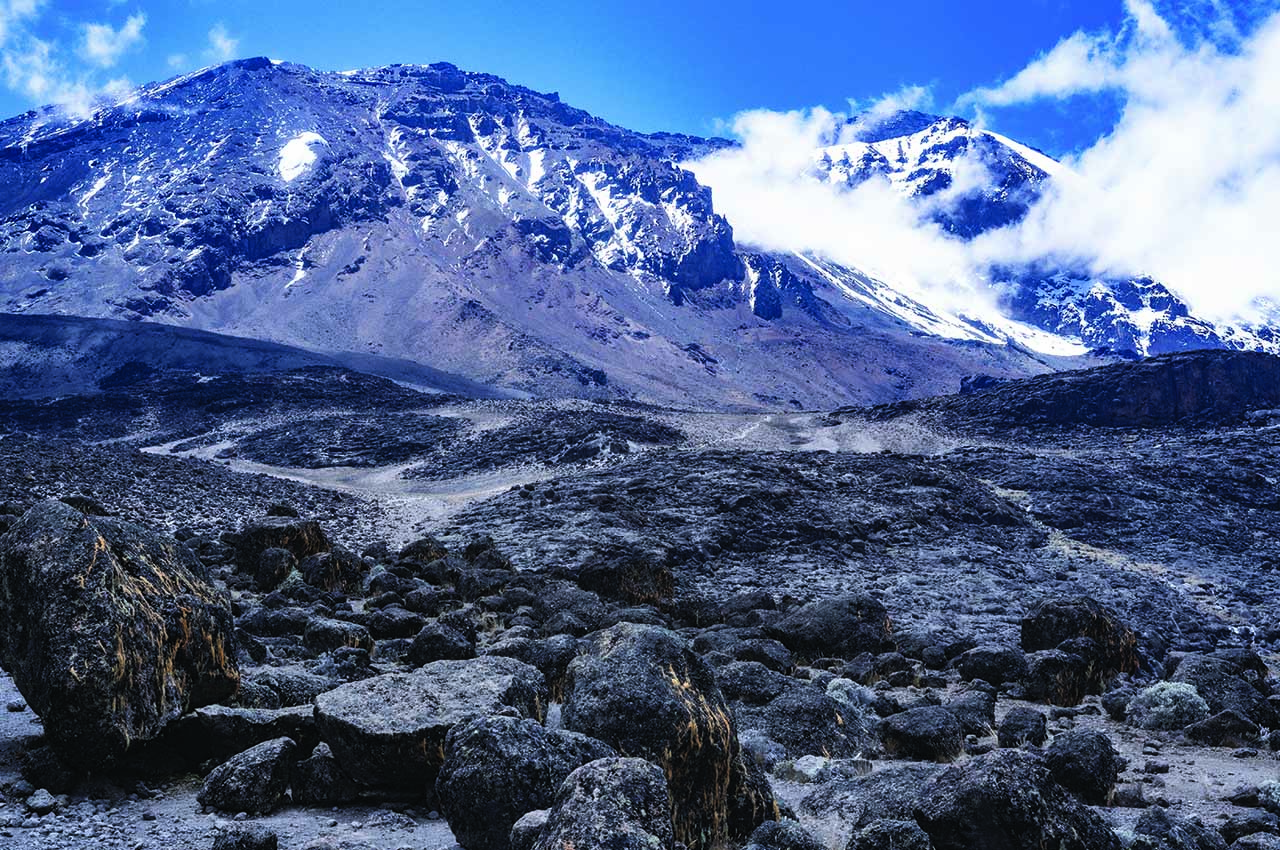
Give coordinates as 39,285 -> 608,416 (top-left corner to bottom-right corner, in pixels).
848,820 -> 935,850
197,737 -> 297,815
956,646 -> 1029,685
741,819 -> 826,850
1021,596 -> 1139,684
407,622 -> 476,666
945,687 -> 996,738
764,595 -> 894,660
561,622 -> 774,850
303,617 -> 374,654
997,707 -> 1048,748
916,750 -> 1121,850
1172,654 -> 1278,729
212,824 -> 279,850
1184,710 -> 1261,747
255,548 -> 297,593
291,743 -> 359,806
436,715 -> 616,850
878,707 -> 964,762
0,500 -> 238,766
314,656 -> 546,788
232,517 -> 330,571
1045,729 -> 1123,805
530,758 -> 675,850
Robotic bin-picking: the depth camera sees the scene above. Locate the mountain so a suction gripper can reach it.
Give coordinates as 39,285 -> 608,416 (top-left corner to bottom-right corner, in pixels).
0,59 -> 1267,407
814,110 -> 1279,356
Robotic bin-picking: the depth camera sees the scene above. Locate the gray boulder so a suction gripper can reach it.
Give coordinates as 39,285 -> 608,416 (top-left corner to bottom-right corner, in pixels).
529,758 -> 675,850
914,749 -> 1121,850
561,622 -> 777,850
0,501 -> 238,766
197,737 -> 297,814
314,656 -> 546,788
436,715 -> 616,850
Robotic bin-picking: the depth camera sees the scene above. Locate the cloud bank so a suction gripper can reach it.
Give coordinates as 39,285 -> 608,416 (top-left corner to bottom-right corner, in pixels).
690,0 -> 1280,325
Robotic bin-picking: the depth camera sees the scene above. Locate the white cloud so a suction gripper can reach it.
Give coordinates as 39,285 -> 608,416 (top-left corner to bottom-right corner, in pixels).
685,103 -> 990,318
967,1 -> 1280,322
690,1 -> 1280,328
80,12 -> 145,68
166,52 -> 188,71
205,23 -> 237,62
0,0 -> 44,47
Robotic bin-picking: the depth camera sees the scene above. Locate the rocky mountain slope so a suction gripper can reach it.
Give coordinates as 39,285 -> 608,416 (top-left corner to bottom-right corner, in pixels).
5,58 -> 1269,409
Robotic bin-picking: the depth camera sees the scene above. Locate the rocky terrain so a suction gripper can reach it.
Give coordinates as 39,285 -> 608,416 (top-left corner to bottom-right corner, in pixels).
0,348 -> 1275,850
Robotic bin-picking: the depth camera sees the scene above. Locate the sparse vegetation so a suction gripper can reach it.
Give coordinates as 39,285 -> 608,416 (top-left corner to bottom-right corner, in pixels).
1126,681 -> 1210,730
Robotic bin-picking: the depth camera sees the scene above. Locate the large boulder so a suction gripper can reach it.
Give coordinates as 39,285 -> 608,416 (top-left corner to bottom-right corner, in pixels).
0,501 -> 238,766
436,715 -> 617,850
1020,596 -> 1139,682
878,707 -> 964,762
314,656 -> 546,789
529,758 -> 675,850
231,516 -> 330,571
561,622 -> 775,850
1171,654 -> 1278,729
764,595 -> 894,660
914,749 -> 1122,850
1045,729 -> 1123,805
197,737 -> 298,815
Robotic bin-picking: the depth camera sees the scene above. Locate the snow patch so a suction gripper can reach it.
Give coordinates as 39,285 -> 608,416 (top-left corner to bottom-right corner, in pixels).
279,132 -> 328,182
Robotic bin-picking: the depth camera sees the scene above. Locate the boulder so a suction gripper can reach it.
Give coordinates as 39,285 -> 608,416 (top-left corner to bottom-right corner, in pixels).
1172,654 -> 1278,728
291,743 -> 359,806
255,548 -> 297,592
1133,806 -> 1229,850
1045,729 -> 1123,805
529,758 -> 675,850
1020,596 -> 1139,681
303,618 -> 374,654
944,687 -> 996,738
408,622 -> 476,666
764,595 -> 894,660
232,517 -> 330,570
298,547 -> 365,595
1023,649 -> 1094,706
0,501 -> 238,766
576,548 -> 674,606
914,749 -> 1121,850
956,646 -> 1029,686
314,656 -> 546,788
561,622 -> 774,850
997,707 -> 1048,748
848,820 -> 935,850
436,715 -> 616,850
1184,710 -> 1261,747
751,684 -> 876,759
168,704 -> 317,762
197,737 -> 297,814
878,707 -> 964,762
799,762 -> 943,828
212,824 -> 279,850
741,820 -> 826,850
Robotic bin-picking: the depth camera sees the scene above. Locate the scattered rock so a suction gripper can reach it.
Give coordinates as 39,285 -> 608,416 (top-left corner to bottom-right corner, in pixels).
1045,729 -> 1123,805
562,622 -> 773,850
764,595 -> 894,660
998,706 -> 1048,748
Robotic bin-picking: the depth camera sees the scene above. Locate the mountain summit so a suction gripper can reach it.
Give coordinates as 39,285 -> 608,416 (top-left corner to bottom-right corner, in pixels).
0,59 -> 1269,407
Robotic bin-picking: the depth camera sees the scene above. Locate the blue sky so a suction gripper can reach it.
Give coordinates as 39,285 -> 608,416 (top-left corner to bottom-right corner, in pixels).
1,0 -> 1276,157
1,0 -> 1255,156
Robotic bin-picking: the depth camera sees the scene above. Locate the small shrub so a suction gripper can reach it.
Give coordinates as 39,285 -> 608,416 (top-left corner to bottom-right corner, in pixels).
1126,681 -> 1210,730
